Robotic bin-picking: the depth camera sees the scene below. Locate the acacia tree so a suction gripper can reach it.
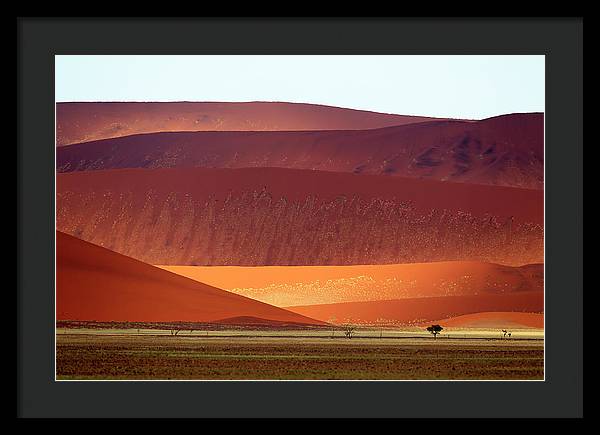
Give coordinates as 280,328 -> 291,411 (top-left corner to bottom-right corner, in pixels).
426,324 -> 443,339
343,324 -> 356,339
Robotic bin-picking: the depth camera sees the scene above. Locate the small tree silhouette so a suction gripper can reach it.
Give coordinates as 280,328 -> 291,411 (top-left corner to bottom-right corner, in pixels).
426,324 -> 443,339
343,324 -> 356,339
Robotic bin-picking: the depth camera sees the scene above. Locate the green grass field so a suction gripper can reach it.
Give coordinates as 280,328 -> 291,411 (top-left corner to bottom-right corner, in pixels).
56,329 -> 544,380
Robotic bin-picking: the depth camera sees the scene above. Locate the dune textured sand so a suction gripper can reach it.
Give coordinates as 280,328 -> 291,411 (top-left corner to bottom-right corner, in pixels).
57,112 -> 543,189
159,262 -> 543,307
286,292 -> 543,325
56,231 -> 325,325
56,101 -> 446,146
57,167 -> 543,266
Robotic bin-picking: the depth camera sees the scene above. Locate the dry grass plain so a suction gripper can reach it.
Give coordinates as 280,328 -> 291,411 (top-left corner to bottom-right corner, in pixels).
56,329 -> 543,380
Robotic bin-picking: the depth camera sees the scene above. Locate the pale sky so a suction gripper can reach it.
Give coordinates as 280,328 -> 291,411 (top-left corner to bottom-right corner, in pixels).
55,55 -> 544,120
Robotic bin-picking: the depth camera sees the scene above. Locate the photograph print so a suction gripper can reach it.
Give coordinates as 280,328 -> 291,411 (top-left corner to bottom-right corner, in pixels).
54,55 -> 545,381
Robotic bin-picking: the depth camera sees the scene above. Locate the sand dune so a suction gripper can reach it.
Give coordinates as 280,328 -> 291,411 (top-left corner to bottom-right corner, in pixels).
431,312 -> 544,329
159,263 -> 543,307
57,167 -> 543,266
56,231 -> 325,325
286,292 -> 543,326
57,112 -> 543,189
56,101 -> 446,146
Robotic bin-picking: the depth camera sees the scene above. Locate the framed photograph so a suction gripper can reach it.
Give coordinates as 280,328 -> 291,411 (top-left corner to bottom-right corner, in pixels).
17,17 -> 583,418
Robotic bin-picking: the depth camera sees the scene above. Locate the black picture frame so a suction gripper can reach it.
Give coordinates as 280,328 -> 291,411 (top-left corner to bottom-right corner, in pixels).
17,17 -> 583,418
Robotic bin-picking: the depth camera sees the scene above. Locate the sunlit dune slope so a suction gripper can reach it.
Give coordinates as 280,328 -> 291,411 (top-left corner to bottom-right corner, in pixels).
56,101 -> 446,146
159,263 -> 543,307
56,231 -> 326,325
285,292 -> 543,326
57,112 -> 543,189
431,311 -> 544,329
57,167 -> 543,266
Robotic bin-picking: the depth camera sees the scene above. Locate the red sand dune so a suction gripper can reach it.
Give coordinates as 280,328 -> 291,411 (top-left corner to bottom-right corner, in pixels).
56,101 -> 446,146
56,230 -> 325,325
57,167 -> 543,266
159,262 -> 544,307
57,112 -> 543,189
431,312 -> 544,329
286,292 -> 544,326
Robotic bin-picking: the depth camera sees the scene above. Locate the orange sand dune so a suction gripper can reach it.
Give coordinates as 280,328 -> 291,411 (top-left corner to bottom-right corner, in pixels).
431,312 -> 544,329
159,263 -> 543,307
57,167 -> 543,266
57,112 -> 543,189
56,231 -> 325,325
286,292 -> 543,326
56,101 -> 446,146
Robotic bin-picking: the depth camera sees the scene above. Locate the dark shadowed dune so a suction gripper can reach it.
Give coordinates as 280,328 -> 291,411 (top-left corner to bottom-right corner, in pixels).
57,112 -> 543,189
